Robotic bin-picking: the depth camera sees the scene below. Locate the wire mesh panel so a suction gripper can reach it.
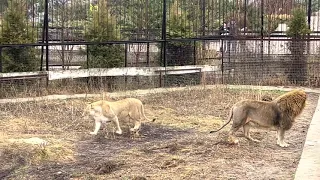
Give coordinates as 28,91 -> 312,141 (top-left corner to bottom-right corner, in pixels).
1,0 -> 320,98
221,38 -> 320,87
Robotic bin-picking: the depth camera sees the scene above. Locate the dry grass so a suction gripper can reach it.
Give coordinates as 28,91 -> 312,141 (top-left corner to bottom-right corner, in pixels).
0,76 -> 160,99
0,86 -> 302,179
139,87 -> 283,131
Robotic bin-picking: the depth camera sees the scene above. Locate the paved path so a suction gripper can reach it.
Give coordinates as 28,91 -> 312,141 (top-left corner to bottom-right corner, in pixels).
1,84 -> 320,104
295,95 -> 320,180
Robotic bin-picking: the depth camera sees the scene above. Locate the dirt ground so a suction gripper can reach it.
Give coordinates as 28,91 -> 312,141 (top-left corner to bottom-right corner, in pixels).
0,87 -> 318,180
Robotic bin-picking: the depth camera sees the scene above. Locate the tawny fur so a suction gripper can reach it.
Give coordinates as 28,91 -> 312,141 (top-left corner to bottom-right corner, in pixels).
210,89 -> 307,147
85,98 -> 156,136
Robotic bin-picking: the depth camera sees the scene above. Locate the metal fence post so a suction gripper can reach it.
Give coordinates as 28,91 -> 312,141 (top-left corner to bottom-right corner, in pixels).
124,43 -> 128,88
147,42 -> 150,67
200,0 -> 205,67
308,0 -> 312,28
193,40 -> 196,65
221,39 -> 224,84
40,0 -> 47,72
307,0 -> 312,55
0,47 -> 2,92
244,0 -> 247,33
161,0 -> 167,67
41,0 -> 49,88
40,32 -> 45,71
161,0 -> 167,87
201,0 -> 205,37
125,43 -> 128,67
0,47 -> 2,73
86,44 -> 90,90
260,0 -> 264,81
45,0 -> 49,72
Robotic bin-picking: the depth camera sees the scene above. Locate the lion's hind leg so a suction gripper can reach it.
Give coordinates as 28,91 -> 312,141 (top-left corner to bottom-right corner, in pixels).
243,123 -> 261,142
227,121 -> 243,144
228,115 -> 246,136
130,120 -> 141,134
128,117 -> 142,139
128,109 -> 142,133
227,113 -> 249,144
228,124 -> 241,136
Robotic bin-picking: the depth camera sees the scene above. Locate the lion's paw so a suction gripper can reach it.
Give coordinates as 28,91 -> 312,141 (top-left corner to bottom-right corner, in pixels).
115,130 -> 122,135
278,141 -> 289,147
90,132 -> 97,135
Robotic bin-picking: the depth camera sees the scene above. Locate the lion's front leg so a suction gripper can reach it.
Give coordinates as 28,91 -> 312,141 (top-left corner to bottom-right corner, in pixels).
277,129 -> 289,147
90,120 -> 101,135
111,116 -> 122,135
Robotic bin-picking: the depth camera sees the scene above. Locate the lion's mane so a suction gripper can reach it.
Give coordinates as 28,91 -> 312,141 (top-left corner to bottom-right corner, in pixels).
273,89 -> 307,130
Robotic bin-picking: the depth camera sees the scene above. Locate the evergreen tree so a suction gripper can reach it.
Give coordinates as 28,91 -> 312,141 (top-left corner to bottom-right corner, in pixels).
85,0 -> 124,68
286,7 -> 310,84
166,0 -> 195,66
0,0 -> 40,73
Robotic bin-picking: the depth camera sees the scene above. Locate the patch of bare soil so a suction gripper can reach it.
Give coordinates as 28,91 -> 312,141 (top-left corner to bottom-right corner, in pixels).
0,88 -> 318,180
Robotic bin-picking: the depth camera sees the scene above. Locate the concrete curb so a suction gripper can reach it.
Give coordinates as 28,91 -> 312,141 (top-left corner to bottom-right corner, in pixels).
1,84 -> 319,104
295,95 -> 320,180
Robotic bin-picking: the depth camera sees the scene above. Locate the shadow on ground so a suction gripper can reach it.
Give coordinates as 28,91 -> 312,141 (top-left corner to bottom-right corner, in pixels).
1,91 -> 318,180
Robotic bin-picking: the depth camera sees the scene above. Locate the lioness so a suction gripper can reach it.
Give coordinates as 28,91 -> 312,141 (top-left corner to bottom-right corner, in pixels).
85,98 -> 156,136
210,90 -> 307,147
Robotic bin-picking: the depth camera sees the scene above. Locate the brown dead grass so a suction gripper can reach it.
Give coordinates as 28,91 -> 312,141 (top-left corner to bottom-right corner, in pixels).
0,86 -> 302,179
139,88 -> 283,132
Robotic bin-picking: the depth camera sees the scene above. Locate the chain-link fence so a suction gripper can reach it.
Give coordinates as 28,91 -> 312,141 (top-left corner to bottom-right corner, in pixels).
0,0 -> 320,98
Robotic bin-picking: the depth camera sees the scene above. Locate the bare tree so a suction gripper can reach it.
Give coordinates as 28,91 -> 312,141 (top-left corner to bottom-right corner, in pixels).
50,0 -> 88,70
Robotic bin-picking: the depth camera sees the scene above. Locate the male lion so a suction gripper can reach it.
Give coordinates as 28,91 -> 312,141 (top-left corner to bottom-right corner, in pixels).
210,89 -> 307,147
85,98 -> 156,136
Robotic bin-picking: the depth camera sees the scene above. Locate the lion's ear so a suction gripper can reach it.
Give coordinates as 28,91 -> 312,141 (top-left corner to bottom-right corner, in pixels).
103,103 -> 111,112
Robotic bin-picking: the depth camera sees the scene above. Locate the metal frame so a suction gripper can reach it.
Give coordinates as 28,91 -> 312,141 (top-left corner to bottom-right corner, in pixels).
0,0 -> 318,87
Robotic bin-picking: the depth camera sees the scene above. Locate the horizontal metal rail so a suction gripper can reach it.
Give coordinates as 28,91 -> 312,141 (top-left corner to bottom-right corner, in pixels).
0,74 -> 48,81
155,68 -> 202,87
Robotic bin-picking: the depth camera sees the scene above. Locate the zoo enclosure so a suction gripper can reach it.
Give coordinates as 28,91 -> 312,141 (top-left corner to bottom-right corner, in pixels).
0,0 -> 320,97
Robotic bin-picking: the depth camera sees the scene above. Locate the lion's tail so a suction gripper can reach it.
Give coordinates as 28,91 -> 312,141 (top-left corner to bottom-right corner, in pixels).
209,107 -> 233,133
140,104 -> 156,123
